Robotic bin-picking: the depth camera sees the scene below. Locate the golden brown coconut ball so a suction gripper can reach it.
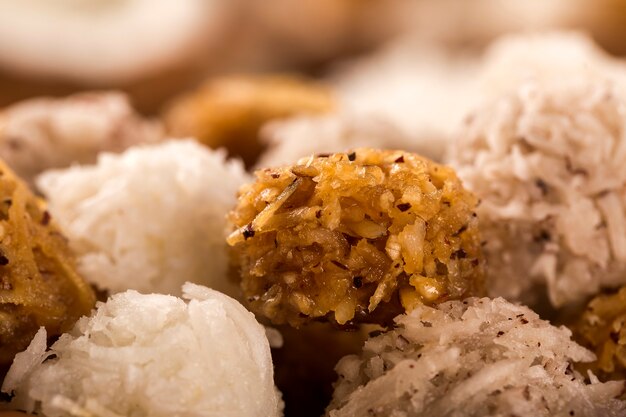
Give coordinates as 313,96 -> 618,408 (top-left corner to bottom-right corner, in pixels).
0,159 -> 95,367
227,148 -> 484,327
573,285 -> 626,380
163,75 -> 335,167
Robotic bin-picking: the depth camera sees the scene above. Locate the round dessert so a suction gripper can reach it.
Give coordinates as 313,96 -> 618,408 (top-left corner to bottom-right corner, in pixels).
256,113 -> 425,170
37,140 -> 249,297
0,0 -> 226,84
0,159 -> 95,367
163,75 -> 335,167
573,285 -> 626,380
448,79 -> 626,308
327,297 -> 626,417
0,92 -> 161,187
1,283 -> 283,417
227,149 -> 484,327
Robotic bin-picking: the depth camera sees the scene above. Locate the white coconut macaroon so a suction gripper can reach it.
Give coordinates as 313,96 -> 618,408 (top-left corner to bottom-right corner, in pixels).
0,0 -> 227,84
448,79 -> 626,308
1,282 -> 283,417
0,92 -> 162,187
36,140 -> 250,297
327,297 -> 626,417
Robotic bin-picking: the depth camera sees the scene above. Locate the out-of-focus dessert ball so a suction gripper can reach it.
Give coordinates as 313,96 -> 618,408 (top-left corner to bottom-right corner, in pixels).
448,79 -> 626,309
37,140 -> 249,297
327,298 -> 626,417
164,75 -> 335,167
256,113 -> 432,170
0,92 -> 161,187
0,0 -> 227,85
228,149 -> 484,327
0,159 -> 95,367
1,283 -> 283,417
238,0 -> 405,68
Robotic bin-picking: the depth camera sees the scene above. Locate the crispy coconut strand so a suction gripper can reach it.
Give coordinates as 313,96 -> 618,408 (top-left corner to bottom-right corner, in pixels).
327,298 -> 626,417
256,113 -> 436,169
574,285 -> 626,380
163,75 -> 335,167
228,149 -> 484,327
0,159 -> 95,367
0,92 -> 162,187
448,79 -> 626,308
1,283 -> 283,417
37,140 -> 249,297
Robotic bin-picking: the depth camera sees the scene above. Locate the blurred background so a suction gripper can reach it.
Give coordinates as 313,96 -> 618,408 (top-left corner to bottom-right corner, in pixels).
1,0 -> 625,113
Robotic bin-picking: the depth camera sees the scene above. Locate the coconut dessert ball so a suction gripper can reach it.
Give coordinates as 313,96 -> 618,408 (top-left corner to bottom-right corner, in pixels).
1,282 -> 283,417
0,92 -> 161,187
163,75 -> 335,167
327,297 -> 626,417
228,149 -> 484,327
332,40 -> 482,162
256,113 -> 433,170
0,0 -> 227,84
448,79 -> 626,308
37,140 -> 249,297
573,285 -> 626,380
478,32 -> 626,98
0,158 -> 95,367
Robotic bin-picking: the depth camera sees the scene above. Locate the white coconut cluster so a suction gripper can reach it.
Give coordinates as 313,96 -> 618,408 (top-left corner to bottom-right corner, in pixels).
37,140 -> 250,297
448,79 -> 626,308
1,283 -> 283,417
327,297 -> 626,417
0,92 -> 161,186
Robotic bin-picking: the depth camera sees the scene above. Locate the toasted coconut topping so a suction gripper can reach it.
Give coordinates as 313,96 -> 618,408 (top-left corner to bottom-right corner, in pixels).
228,148 -> 484,326
0,159 -> 94,366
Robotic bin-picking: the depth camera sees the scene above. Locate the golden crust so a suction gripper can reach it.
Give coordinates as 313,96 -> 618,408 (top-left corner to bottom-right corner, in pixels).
228,149 -> 485,326
0,159 -> 95,366
574,286 -> 626,380
163,75 -> 334,167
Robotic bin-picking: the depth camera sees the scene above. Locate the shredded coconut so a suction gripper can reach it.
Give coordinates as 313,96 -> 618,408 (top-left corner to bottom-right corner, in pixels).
37,140 -> 249,296
327,297 -> 626,417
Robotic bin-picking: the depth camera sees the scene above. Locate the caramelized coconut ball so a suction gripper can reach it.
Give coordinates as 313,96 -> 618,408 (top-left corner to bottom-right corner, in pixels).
227,149 -> 484,327
0,160 -> 95,366
574,285 -> 626,380
163,75 -> 334,167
